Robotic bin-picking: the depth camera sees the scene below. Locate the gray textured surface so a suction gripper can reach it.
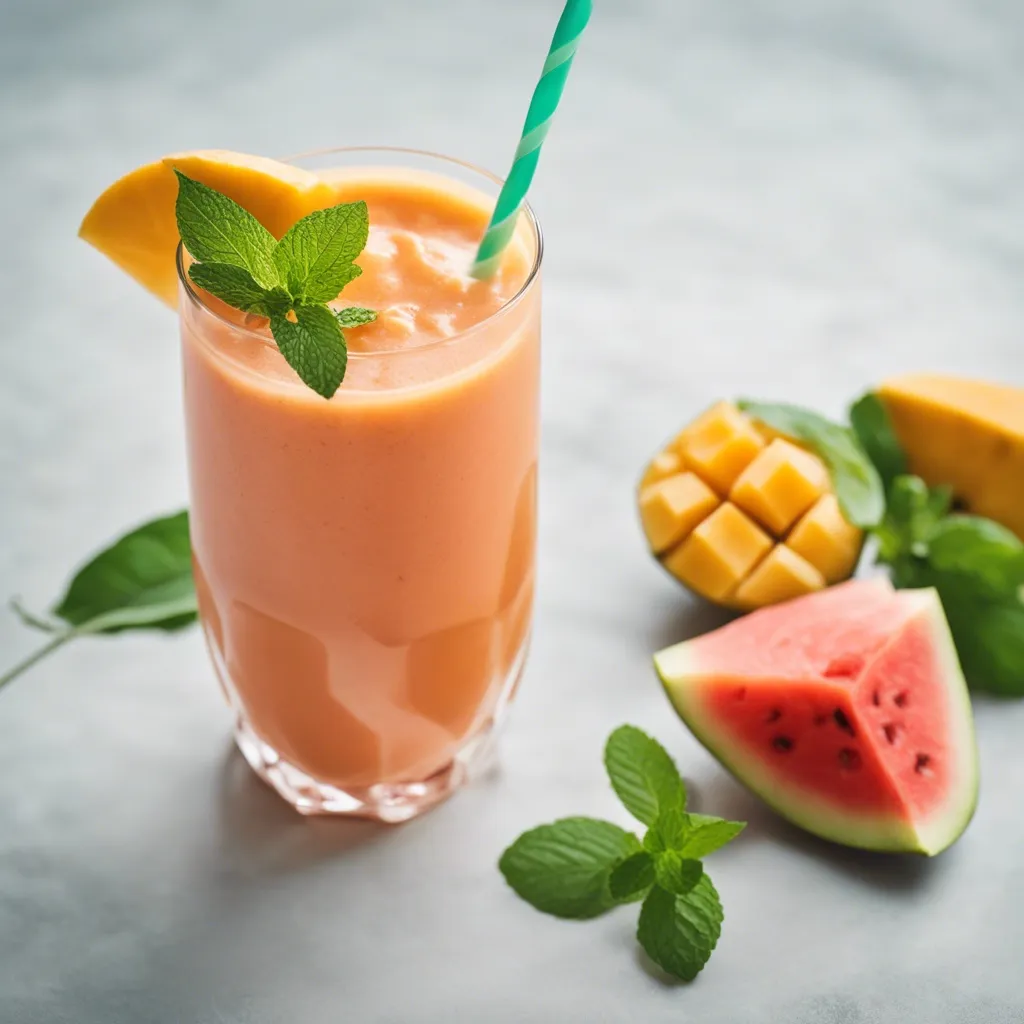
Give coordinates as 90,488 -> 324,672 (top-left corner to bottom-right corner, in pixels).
2,0 -> 1023,1020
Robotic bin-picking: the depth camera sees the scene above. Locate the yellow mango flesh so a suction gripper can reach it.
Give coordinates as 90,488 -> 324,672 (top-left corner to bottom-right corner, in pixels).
879,374 -> 1024,541
638,402 -> 864,609
79,150 -> 337,308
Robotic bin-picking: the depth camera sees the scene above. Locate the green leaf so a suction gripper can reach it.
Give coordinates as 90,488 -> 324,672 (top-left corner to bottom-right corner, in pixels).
644,806 -> 689,854
738,400 -> 885,528
174,171 -> 278,289
604,725 -> 686,826
876,475 -> 951,563
53,511 -> 196,633
188,263 -> 272,313
273,201 -> 369,304
636,875 -> 724,982
849,392 -> 908,492
927,516 -> 1024,599
654,851 -> 703,896
270,305 -> 349,399
499,817 -> 643,920
678,814 -> 746,859
608,851 -> 656,903
333,306 -> 378,330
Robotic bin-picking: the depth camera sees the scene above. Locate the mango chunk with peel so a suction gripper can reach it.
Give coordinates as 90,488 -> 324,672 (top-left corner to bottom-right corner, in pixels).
79,150 -> 337,308
639,473 -> 720,554
639,402 -> 864,609
676,401 -> 766,495
787,494 -> 863,584
730,438 -> 829,535
639,450 -> 684,491
732,545 -> 825,610
664,504 -> 773,602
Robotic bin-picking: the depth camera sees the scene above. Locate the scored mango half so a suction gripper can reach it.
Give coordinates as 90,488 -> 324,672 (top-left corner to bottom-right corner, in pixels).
638,402 -> 863,610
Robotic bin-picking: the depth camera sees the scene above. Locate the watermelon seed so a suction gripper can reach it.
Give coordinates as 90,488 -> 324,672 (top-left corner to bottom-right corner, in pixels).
813,713 -> 828,726
772,736 -> 794,752
838,748 -> 862,770
883,722 -> 902,745
871,690 -> 881,707
765,708 -> 782,723
894,691 -> 909,708
832,708 -> 856,737
914,753 -> 933,775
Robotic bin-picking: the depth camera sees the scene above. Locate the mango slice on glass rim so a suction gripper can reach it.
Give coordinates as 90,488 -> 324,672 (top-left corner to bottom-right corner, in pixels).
638,401 -> 864,610
79,150 -> 337,307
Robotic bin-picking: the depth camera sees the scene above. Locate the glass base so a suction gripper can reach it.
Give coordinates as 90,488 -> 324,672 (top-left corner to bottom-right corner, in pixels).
219,636 -> 529,823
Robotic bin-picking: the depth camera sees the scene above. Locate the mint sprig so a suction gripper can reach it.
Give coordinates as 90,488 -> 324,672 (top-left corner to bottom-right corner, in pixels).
499,726 -> 746,982
174,171 -> 377,398
2,511 -> 197,691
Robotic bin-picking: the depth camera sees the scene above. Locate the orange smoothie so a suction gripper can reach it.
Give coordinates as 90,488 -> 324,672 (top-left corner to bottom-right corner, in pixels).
178,151 -> 541,819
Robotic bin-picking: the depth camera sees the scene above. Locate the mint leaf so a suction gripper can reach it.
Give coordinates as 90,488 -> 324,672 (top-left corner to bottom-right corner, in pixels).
928,516 -> 1024,599
499,818 -> 642,920
174,171 -> 277,289
3,511 -> 198,691
604,725 -> 686,826
875,475 -> 951,562
273,201 -> 368,304
188,263 -> 271,313
637,875 -> 723,982
608,851 -> 655,903
333,306 -> 378,329
678,814 -> 746,859
644,806 -> 688,854
849,391 -> 908,492
270,305 -> 348,399
654,851 -> 703,896
739,400 -> 885,528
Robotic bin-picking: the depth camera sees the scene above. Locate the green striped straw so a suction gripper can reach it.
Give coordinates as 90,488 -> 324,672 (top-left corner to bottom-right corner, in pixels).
470,0 -> 592,279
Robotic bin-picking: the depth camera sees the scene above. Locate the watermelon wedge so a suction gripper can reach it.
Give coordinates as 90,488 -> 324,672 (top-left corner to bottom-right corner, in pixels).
654,579 -> 978,855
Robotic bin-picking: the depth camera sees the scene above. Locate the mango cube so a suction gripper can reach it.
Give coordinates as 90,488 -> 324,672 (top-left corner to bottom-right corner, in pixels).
676,402 -> 766,496
729,439 -> 829,535
640,449 -> 684,491
786,493 -> 863,583
639,473 -> 720,554
664,504 -> 773,602
732,545 -> 825,610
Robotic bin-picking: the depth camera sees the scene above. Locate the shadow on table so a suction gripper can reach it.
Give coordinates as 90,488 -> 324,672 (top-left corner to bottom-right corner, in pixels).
214,740 -> 395,877
688,771 -> 947,894
643,593 -> 735,652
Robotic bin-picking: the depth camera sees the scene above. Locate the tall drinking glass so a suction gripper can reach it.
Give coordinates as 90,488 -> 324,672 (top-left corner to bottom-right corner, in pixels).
178,148 -> 541,821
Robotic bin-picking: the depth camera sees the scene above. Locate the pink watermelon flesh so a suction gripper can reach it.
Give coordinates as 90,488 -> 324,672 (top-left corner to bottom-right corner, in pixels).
654,579 -> 978,854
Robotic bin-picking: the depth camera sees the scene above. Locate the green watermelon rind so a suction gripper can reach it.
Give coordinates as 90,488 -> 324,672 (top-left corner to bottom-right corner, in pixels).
653,588 -> 979,856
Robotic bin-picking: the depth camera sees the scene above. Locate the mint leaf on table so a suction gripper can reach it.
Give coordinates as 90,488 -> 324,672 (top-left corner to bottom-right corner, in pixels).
273,201 -> 368,303
927,516 -> 1024,598
499,726 -> 745,981
738,399 -> 885,528
333,306 -> 378,329
849,391 -> 908,493
498,818 -> 642,919
173,173 -> 376,398
270,305 -> 350,400
174,171 -> 278,289
604,724 -> 686,826
2,511 -> 197,691
637,875 -> 724,982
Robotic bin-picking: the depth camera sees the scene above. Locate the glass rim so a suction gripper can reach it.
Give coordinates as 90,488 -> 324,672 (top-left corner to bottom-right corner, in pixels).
175,145 -> 543,359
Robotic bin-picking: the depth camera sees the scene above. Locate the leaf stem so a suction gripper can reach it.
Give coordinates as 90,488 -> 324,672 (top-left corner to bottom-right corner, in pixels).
0,629 -> 78,692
